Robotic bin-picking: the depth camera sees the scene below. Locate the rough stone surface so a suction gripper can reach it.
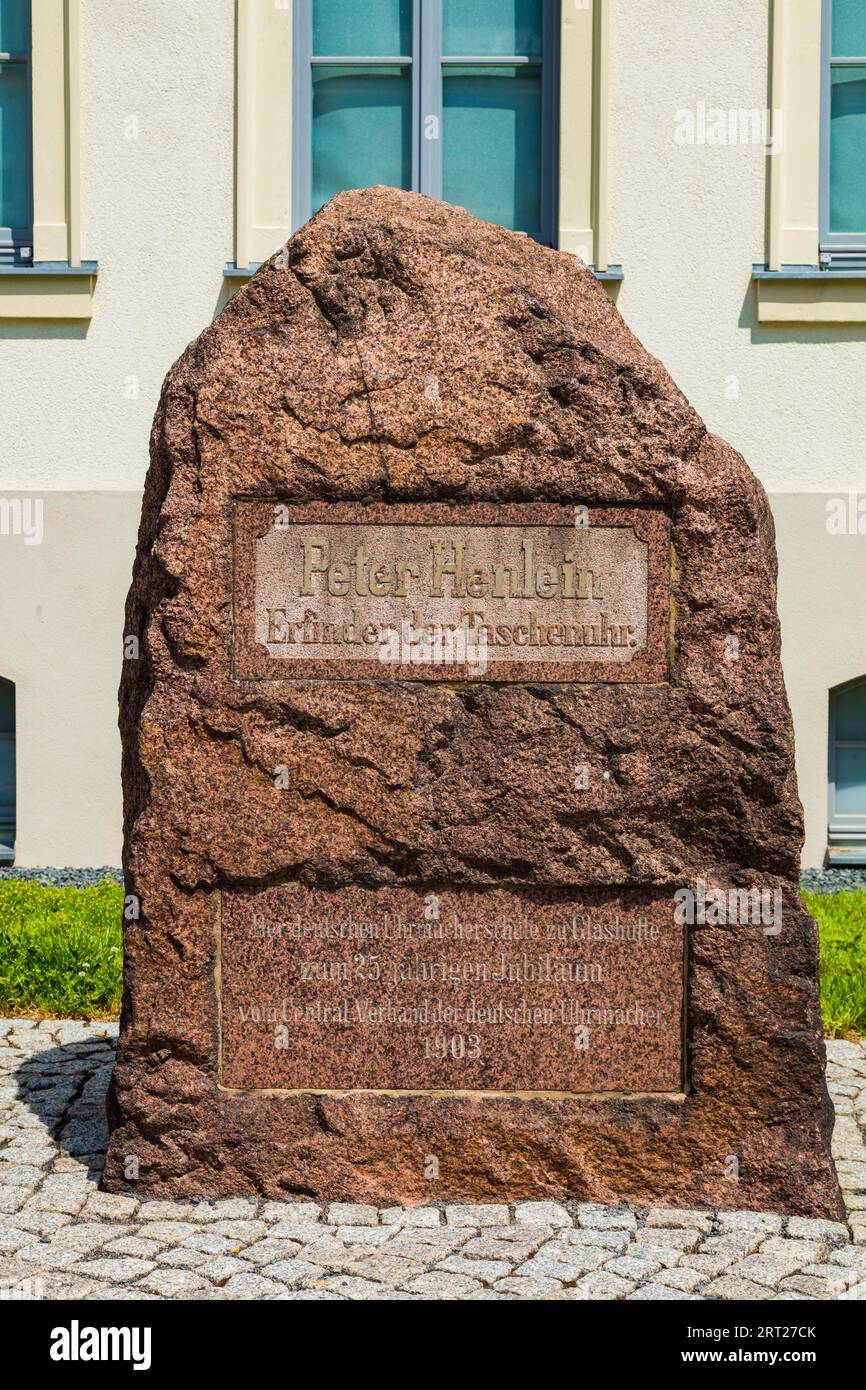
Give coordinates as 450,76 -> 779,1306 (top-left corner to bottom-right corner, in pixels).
1,1023 -> 865,1300
103,186 -> 838,1215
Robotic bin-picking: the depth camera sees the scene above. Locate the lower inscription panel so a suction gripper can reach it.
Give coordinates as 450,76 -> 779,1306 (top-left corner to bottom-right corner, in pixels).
218,886 -> 685,1094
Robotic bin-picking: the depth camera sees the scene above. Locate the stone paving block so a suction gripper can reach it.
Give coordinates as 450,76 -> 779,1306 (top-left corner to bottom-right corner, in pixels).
493,1275 -> 563,1296
71,1256 -> 156,1282
701,1274 -> 773,1299
136,1221 -> 198,1244
5,1210 -> 73,1235
632,1227 -> 701,1252
260,1202 -> 322,1224
679,1252 -> 736,1276
444,1204 -> 509,1227
800,1261 -> 857,1287
53,1222 -> 132,1253
758,1235 -> 826,1264
207,1220 -> 267,1241
138,1269 -> 210,1296
134,1200 -> 207,1222
829,1245 -> 866,1269
383,1234 -> 467,1262
622,1241 -> 682,1268
80,1192 -> 139,1221
645,1208 -> 714,1232
268,1220 -> 336,1242
780,1274 -> 846,1298
513,1201 -> 571,1227
653,1266 -> 709,1292
0,1224 -> 30,1254
517,1248 -> 609,1281
197,1256 -> 251,1284
260,1258 -> 323,1289
716,1210 -> 783,1236
628,1284 -> 701,1300
15,1243 -> 82,1270
241,1237 -> 304,1265
547,1271 -> 636,1300
435,1255 -> 513,1284
460,1235 -> 543,1262
699,1233 -> 763,1257
156,1246 -> 209,1269
402,1270 -> 483,1298
331,1226 -> 391,1245
345,1252 -> 428,1287
317,1275 -> 408,1300
728,1254 -> 806,1287
606,1255 -> 663,1281
327,1203 -> 379,1227
0,1165 -> 44,1188
379,1206 -> 441,1227
785,1216 -> 850,1246
221,1272 -> 289,1297
576,1204 -> 638,1230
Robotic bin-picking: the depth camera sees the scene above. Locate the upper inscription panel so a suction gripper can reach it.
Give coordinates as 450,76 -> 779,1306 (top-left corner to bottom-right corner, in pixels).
233,504 -> 670,683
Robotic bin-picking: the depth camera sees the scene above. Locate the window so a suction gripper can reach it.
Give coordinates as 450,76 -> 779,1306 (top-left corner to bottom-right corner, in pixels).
0,0 -> 31,264
828,677 -> 866,864
821,0 -> 866,266
0,678 -> 14,863
293,0 -> 559,245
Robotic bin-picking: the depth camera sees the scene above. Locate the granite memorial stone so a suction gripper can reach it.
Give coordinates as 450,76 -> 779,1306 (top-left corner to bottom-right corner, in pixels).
105,188 -> 842,1218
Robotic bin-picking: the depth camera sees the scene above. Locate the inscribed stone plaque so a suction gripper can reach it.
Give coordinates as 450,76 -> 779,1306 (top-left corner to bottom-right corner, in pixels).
219,886 -> 684,1094
233,504 -> 671,683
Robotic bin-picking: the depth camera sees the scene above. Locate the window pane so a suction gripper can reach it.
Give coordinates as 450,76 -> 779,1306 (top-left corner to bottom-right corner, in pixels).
443,65 -> 542,237
832,0 -> 866,57
0,735 -> 13,805
836,683 -> 866,740
313,0 -> 411,57
0,0 -> 28,55
830,67 -> 866,233
443,0 -> 542,57
312,66 -> 411,214
836,747 -> 866,813
0,61 -> 28,229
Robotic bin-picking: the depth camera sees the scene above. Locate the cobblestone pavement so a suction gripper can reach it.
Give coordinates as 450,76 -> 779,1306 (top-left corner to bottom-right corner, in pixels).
1,1020 -> 865,1301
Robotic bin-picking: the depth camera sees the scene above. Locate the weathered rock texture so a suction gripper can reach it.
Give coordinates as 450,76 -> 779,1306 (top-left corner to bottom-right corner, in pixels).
105,187 -> 841,1217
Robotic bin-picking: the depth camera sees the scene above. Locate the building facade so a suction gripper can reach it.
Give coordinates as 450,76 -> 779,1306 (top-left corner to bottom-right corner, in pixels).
0,0 -> 864,869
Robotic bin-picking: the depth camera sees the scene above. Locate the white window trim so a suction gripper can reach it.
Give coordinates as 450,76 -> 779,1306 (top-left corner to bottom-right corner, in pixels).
235,0 -> 293,270
0,0 -> 96,319
758,0 -> 866,320
828,677 -> 866,865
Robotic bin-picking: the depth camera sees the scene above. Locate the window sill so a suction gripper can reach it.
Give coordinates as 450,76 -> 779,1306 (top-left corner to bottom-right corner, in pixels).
225,262 -> 625,284
0,262 -> 98,319
753,263 -> 866,324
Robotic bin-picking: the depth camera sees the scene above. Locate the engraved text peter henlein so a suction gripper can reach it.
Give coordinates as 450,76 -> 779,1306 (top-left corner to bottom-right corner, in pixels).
254,523 -> 650,668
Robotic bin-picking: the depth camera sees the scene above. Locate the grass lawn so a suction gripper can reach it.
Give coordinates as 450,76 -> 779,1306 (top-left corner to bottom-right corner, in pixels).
0,881 -> 863,1037
0,880 -> 123,1019
804,890 -> 866,1040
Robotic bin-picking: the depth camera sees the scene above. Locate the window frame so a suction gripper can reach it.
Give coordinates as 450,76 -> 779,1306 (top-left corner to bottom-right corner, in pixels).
819,0 -> 866,264
828,676 -> 866,862
0,677 -> 15,864
292,0 -> 560,247
0,0 -> 33,266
